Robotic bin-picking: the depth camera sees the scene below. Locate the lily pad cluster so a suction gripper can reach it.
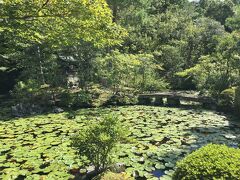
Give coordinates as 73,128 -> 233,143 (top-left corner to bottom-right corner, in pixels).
0,106 -> 240,179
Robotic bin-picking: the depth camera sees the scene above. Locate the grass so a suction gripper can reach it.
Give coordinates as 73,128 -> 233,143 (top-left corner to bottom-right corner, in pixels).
0,106 -> 240,179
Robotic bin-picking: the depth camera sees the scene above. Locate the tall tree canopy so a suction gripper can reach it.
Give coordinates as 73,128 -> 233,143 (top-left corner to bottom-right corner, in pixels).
226,5 -> 240,31
0,0 -> 126,48
199,0 -> 235,25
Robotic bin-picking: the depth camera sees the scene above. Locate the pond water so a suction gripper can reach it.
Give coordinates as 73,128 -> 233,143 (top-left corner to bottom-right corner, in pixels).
152,169 -> 165,178
0,106 -> 240,179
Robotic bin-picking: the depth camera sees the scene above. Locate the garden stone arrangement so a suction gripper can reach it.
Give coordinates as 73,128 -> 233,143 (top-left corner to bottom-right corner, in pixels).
0,106 -> 240,179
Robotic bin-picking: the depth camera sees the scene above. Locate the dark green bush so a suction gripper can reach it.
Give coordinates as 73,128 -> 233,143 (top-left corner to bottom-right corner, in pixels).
60,90 -> 92,108
71,115 -> 124,172
173,144 -> 240,180
140,78 -> 168,92
105,92 -> 138,106
59,84 -> 112,108
12,81 -> 59,108
235,86 -> 240,115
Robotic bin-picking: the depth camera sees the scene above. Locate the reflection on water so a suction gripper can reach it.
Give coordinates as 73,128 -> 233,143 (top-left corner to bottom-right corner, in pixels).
152,169 -> 165,178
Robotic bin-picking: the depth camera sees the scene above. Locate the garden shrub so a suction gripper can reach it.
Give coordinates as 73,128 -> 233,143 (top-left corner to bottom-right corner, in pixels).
87,84 -> 112,107
140,78 -> 168,92
11,81 -> 58,115
104,92 -> 138,106
60,90 -> 92,108
234,86 -> 240,115
173,144 -> 240,180
71,115 -> 124,172
59,84 -> 113,108
218,87 -> 236,112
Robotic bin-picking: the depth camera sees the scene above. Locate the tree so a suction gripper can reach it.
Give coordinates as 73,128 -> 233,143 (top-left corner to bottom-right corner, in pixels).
199,0 -> 235,25
177,32 -> 240,96
72,115 -> 124,172
0,0 -> 128,104
181,17 -> 225,68
0,0 -> 126,48
149,0 -> 188,14
97,50 -> 167,92
106,0 -> 147,22
226,5 -> 240,31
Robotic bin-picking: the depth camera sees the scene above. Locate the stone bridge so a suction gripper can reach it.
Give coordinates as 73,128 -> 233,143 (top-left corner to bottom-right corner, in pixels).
138,91 -> 216,107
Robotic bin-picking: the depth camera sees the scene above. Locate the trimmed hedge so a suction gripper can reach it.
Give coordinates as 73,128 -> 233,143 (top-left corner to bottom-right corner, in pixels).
173,144 -> 240,180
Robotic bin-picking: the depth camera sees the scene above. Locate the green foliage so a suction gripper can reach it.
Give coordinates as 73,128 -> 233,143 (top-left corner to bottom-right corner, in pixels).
12,80 -> 54,106
105,91 -> 138,106
173,144 -> 240,179
60,90 -> 92,108
177,32 -> 240,96
218,87 -> 236,111
0,0 -> 127,47
97,50 -> 167,92
226,5 -> 240,30
118,1 -> 227,89
0,0 -> 127,101
59,84 -> 114,108
71,115 -> 124,171
2,0 -> 240,103
234,86 -> 240,115
199,0 -> 235,24
94,171 -> 133,180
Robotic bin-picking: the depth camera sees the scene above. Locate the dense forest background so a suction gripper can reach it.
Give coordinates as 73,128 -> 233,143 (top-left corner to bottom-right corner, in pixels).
0,0 -> 240,114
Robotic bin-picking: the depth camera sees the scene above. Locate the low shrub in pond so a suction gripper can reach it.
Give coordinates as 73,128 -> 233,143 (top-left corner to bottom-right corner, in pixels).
71,115 -> 124,173
173,144 -> 240,180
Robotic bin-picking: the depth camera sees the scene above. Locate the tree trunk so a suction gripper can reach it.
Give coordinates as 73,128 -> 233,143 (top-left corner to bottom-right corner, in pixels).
37,46 -> 46,85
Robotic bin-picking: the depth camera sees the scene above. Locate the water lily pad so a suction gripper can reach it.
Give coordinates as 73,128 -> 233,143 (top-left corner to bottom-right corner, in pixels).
1,106 -> 240,179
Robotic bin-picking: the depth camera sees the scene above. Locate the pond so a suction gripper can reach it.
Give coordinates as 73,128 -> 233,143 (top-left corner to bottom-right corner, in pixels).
0,106 -> 240,179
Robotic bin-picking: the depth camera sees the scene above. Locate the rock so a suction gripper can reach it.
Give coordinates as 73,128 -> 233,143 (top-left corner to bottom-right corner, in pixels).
133,170 -> 140,178
110,163 -> 126,173
138,157 -> 145,163
79,169 -> 87,174
224,134 -> 237,140
52,107 -> 64,113
229,143 -> 239,148
86,166 -> 95,174
11,103 -> 43,117
11,104 -> 21,117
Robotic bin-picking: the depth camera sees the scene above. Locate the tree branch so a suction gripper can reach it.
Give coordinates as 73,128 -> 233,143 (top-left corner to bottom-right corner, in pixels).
0,13 -> 69,21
